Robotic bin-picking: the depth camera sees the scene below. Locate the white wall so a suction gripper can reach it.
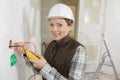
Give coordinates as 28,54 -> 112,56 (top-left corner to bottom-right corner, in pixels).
105,0 -> 120,73
0,0 -> 41,80
77,0 -> 120,75
77,0 -> 105,70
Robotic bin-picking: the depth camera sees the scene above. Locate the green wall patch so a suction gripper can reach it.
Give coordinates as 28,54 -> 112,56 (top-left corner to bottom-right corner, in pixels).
10,54 -> 17,67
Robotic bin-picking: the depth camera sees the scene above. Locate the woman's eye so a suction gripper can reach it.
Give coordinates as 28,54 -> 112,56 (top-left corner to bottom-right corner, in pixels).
57,24 -> 63,27
50,24 -> 53,26
59,24 -> 62,26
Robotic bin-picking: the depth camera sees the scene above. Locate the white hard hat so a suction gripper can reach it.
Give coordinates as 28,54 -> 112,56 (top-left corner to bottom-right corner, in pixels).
47,3 -> 75,21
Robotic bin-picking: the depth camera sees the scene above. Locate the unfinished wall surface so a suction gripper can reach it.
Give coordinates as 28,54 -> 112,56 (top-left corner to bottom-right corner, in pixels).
0,0 -> 41,80
105,0 -> 120,74
77,0 -> 120,75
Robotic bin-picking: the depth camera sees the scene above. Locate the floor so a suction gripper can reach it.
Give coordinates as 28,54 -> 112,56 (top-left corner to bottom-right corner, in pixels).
84,73 -> 119,80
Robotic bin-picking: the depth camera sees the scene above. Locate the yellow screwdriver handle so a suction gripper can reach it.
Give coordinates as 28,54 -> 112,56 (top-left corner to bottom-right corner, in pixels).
25,48 -> 39,60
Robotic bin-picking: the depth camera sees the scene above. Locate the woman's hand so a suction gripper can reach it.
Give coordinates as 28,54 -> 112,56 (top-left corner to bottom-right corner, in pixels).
29,56 -> 47,69
14,42 -> 27,54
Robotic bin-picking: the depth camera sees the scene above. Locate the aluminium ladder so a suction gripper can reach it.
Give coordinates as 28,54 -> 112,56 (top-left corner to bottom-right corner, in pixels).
92,39 -> 120,80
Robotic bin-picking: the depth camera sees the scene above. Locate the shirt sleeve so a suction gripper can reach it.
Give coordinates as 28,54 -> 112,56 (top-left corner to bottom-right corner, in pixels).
40,45 -> 87,80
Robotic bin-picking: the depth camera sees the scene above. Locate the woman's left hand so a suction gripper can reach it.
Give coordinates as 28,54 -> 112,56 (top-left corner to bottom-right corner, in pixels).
29,56 -> 47,69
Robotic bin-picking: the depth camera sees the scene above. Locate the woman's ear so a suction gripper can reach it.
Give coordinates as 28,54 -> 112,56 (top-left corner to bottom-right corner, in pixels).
68,26 -> 72,32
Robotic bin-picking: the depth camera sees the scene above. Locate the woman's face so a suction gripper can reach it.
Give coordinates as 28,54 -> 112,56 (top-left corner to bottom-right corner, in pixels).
49,18 -> 72,41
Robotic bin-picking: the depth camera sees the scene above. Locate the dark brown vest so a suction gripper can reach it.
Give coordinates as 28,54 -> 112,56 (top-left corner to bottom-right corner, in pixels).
43,36 -> 83,79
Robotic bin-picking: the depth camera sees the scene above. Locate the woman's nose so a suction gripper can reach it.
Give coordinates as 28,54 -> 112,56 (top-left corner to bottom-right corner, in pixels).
51,26 -> 58,31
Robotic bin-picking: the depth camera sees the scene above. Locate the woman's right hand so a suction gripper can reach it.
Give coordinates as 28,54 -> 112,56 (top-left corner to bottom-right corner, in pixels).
14,42 -> 27,54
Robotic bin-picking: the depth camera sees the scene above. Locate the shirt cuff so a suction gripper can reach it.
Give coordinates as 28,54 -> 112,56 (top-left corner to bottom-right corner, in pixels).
40,63 -> 52,78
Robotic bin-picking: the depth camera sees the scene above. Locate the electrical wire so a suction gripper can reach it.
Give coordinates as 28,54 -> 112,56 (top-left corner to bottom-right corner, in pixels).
14,41 -> 37,54
28,73 -> 36,80
23,54 -> 39,80
10,41 -> 39,80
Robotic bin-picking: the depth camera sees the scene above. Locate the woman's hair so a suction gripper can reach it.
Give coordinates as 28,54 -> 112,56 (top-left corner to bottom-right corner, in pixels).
48,18 -> 73,26
64,19 -> 73,26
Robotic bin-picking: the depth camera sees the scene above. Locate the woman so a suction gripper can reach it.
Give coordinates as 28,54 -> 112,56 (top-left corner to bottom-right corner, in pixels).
16,3 -> 87,80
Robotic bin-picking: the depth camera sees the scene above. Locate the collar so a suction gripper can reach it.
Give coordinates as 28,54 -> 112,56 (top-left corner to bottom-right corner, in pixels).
53,35 -> 71,47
